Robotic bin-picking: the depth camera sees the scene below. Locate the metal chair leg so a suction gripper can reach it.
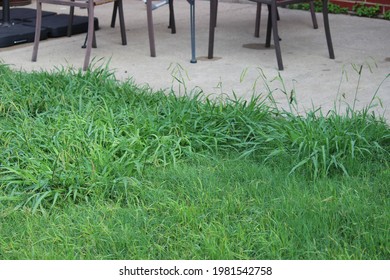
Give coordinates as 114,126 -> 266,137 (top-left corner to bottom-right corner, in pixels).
208,0 -> 217,59
271,3 -> 283,70
168,0 -> 176,33
32,0 -> 42,62
109,0 -> 126,45
83,1 -> 95,71
67,4 -> 74,36
309,1 -> 318,29
146,0 -> 156,57
265,4 -> 271,48
117,0 -> 127,45
322,0 -> 334,59
255,3 -> 261,38
214,0 -> 218,28
111,0 -> 118,28
266,3 -> 283,70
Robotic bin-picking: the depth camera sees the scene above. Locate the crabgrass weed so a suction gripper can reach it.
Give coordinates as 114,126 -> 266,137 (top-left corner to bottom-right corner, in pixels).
0,63 -> 389,259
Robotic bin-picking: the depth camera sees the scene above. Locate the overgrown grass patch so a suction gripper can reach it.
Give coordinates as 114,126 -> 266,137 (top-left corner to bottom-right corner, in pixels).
0,64 -> 389,259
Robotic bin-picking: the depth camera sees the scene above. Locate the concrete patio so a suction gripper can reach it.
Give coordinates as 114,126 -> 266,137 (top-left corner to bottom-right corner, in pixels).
1,0 -> 389,120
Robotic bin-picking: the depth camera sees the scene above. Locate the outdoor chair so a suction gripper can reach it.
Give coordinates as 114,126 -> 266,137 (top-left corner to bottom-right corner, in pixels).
111,0 -> 175,58
253,0 -> 318,38
208,0 -> 335,70
32,0 -> 127,71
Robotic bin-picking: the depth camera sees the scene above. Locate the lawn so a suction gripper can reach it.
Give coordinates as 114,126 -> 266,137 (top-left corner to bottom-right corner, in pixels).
0,64 -> 389,259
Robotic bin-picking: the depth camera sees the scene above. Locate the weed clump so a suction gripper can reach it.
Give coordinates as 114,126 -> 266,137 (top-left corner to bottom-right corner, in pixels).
0,64 -> 389,210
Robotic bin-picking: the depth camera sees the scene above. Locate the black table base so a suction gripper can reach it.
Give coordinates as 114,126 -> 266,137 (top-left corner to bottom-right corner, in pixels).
0,23 -> 38,47
0,6 -> 37,48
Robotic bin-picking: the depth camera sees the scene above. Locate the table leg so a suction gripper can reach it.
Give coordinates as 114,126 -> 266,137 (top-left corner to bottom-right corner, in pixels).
1,0 -> 11,27
188,0 -> 197,63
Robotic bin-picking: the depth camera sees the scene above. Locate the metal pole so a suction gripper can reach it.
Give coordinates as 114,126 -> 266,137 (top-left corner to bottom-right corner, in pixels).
1,0 -> 11,27
188,0 -> 197,63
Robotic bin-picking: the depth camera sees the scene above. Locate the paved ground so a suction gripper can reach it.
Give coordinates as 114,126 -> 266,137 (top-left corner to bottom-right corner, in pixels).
1,1 -> 389,121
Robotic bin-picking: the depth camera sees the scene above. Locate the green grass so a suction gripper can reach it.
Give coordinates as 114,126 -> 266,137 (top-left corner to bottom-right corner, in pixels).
287,1 -> 349,15
0,64 -> 389,259
287,1 -> 390,20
